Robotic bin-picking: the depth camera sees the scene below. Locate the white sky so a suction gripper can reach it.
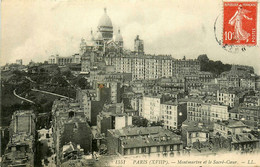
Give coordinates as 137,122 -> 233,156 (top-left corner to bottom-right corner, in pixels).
1,0 -> 260,74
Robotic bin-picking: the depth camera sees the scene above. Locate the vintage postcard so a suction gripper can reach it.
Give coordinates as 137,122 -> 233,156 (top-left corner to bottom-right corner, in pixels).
1,0 -> 260,167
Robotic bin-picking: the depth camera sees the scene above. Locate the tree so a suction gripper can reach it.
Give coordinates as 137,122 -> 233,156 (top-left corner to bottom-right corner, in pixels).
197,55 -> 232,76
198,54 -> 209,62
51,75 -> 69,87
77,78 -> 89,89
62,70 -> 73,79
132,116 -> 148,127
71,76 -> 90,89
150,120 -> 164,127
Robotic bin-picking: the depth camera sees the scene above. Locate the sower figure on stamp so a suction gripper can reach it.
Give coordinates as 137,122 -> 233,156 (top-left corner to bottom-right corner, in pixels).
229,4 -> 253,43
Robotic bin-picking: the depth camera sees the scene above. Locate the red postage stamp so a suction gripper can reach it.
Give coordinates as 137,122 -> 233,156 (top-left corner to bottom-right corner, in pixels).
223,1 -> 258,46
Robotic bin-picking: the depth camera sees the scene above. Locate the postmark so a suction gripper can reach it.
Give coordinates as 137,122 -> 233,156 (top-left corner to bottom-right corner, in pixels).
214,14 -> 248,53
223,1 -> 258,46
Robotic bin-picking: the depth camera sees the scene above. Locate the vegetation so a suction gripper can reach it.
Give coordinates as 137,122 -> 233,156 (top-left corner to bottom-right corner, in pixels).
1,68 -> 76,126
1,129 -> 9,156
198,54 -> 232,76
150,120 -> 164,127
61,70 -> 74,79
1,103 -> 32,126
71,76 -> 91,89
132,116 -> 149,127
210,135 -> 232,152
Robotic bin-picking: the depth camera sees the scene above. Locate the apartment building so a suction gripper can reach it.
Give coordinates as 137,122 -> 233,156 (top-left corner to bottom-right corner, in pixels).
217,89 -> 244,108
107,127 -> 183,156
237,105 -> 260,128
172,58 -> 200,77
2,110 -> 36,167
210,105 -> 229,122
181,120 -> 210,147
213,120 -> 247,137
51,99 -> 92,166
142,95 -> 162,122
186,98 -> 229,123
96,103 -> 132,136
161,101 -> 187,129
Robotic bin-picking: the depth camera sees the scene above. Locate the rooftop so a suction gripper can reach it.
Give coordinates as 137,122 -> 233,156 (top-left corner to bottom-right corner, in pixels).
162,100 -> 186,106
231,133 -> 258,144
62,142 -> 83,154
199,71 -> 213,75
182,120 -> 212,132
143,94 -> 162,99
13,110 -> 34,117
121,134 -> 182,148
229,107 -> 239,113
109,126 -> 163,137
215,120 -> 247,128
218,88 -> 246,96
8,133 -> 34,146
238,105 -> 260,110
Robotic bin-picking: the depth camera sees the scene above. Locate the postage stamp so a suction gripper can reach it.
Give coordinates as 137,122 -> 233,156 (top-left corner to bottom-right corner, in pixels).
223,1 -> 258,46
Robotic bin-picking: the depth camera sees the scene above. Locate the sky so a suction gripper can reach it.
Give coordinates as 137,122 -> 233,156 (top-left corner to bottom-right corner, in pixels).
1,0 -> 260,74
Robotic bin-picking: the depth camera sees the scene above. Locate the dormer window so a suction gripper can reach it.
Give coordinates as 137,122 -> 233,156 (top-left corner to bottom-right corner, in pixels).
74,123 -> 78,129
69,111 -> 75,118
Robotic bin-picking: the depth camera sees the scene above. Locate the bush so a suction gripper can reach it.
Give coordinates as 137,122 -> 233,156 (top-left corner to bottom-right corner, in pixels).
132,116 -> 148,127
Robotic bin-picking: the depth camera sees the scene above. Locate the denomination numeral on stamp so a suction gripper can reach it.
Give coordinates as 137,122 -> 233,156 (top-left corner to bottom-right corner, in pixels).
225,31 -> 234,40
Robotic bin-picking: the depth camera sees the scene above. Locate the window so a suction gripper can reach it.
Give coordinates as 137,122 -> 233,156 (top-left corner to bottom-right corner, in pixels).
130,148 -> 134,154
177,145 -> 180,151
170,145 -> 174,151
141,147 -> 146,153
136,148 -> 141,154
163,146 -> 167,152
124,149 -> 128,155
157,146 -> 160,152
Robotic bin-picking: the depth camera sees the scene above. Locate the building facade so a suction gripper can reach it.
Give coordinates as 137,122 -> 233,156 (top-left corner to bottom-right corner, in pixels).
142,95 -> 162,122
107,127 -> 183,156
2,110 -> 35,167
186,98 -> 229,123
161,101 -> 187,129
172,58 -> 200,77
217,89 -> 243,108
48,54 -> 81,65
51,99 -> 92,166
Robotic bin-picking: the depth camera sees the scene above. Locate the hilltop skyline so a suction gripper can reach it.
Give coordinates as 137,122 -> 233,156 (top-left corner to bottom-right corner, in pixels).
1,0 -> 260,73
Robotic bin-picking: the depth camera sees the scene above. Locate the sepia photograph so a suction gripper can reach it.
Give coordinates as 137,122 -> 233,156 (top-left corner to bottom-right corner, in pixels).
1,0 -> 260,166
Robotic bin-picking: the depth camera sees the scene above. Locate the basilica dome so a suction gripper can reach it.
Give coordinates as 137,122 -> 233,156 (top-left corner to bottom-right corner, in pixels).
98,8 -> 113,28
97,8 -> 113,40
113,29 -> 123,42
87,30 -> 95,41
94,31 -> 103,41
